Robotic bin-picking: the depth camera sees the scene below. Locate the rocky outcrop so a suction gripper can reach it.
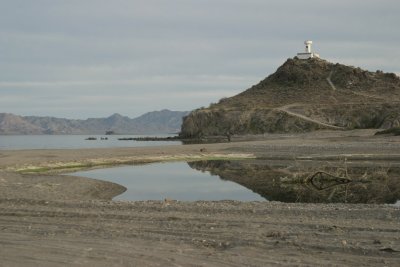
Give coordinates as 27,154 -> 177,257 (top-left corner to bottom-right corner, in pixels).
181,58 -> 400,137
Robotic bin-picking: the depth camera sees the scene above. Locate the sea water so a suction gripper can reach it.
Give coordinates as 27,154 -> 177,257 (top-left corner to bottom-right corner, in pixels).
0,134 -> 180,150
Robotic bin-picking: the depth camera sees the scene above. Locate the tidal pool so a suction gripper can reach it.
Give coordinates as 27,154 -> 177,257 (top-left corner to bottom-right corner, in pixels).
73,162 -> 265,201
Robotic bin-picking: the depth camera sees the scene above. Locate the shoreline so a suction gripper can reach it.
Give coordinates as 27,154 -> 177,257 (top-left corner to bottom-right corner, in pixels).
0,130 -> 399,266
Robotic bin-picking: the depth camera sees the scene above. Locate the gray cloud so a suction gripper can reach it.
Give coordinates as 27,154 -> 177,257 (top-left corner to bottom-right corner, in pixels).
0,0 -> 399,118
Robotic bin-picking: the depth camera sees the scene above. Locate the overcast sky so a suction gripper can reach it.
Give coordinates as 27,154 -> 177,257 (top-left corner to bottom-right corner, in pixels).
1,0 -> 399,119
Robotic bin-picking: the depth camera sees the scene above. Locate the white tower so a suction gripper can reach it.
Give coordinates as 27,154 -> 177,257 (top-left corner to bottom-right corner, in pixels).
297,40 -> 320,59
305,40 -> 312,53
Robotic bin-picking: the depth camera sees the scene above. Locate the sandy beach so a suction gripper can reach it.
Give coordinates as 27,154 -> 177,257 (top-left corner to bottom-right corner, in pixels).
0,130 -> 400,266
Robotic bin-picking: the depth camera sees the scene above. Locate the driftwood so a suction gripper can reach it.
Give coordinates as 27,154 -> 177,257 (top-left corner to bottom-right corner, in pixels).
306,171 -> 352,190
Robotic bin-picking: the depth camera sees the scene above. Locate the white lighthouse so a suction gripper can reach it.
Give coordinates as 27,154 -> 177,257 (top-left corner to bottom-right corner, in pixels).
297,40 -> 320,59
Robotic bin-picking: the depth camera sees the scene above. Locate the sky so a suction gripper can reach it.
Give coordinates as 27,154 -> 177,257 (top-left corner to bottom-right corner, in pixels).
1,0 -> 399,119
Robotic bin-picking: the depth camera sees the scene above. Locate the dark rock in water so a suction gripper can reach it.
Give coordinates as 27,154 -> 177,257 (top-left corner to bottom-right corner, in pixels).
118,136 -> 180,141
85,137 -> 97,140
180,58 -> 400,138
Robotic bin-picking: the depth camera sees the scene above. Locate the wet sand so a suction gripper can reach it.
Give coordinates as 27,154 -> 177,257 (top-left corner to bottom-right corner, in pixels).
0,130 -> 400,266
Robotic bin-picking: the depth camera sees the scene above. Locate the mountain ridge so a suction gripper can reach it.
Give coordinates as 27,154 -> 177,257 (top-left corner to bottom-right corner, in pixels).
0,110 -> 189,135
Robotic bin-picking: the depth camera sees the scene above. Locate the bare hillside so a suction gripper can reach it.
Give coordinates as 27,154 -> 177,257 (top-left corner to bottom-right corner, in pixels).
181,58 -> 400,137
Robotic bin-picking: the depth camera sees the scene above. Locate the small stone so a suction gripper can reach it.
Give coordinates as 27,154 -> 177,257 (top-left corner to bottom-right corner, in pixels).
380,247 -> 399,253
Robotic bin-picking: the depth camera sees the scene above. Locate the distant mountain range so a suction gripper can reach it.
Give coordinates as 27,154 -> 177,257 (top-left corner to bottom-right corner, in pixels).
0,110 -> 189,135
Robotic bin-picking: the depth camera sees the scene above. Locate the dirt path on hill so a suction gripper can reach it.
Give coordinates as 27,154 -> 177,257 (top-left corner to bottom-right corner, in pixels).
0,130 -> 400,266
276,104 -> 345,130
327,70 -> 337,91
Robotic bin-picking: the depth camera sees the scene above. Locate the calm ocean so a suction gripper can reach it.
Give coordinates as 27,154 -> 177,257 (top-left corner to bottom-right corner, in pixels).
0,134 -> 180,150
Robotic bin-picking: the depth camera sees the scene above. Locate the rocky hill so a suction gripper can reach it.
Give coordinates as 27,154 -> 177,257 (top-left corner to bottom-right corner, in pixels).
180,58 -> 400,138
0,110 -> 189,135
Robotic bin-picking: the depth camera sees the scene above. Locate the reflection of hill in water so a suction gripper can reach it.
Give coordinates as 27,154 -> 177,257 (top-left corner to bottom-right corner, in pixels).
188,160 -> 400,204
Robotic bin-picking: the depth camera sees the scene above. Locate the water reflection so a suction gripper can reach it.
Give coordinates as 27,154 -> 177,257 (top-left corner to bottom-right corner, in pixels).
73,162 -> 264,201
188,160 -> 400,204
